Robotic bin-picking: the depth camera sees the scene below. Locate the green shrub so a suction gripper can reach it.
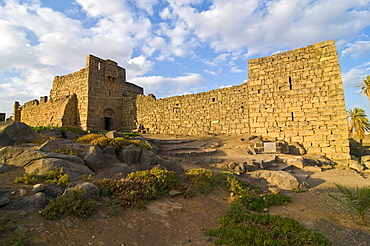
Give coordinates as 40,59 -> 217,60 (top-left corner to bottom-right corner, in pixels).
121,132 -> 141,137
76,134 -> 104,144
205,207 -> 332,246
109,137 -> 131,151
14,168 -> 70,186
330,183 -> 370,224
52,148 -> 82,156
0,213 -> 13,232
90,136 -> 110,149
41,188 -> 96,220
185,169 -> 218,195
14,173 -> 39,185
4,230 -> 29,246
95,167 -> 181,210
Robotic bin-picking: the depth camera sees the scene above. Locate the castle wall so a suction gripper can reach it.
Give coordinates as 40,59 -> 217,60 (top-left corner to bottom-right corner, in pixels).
18,95 -> 77,127
137,40 -> 350,162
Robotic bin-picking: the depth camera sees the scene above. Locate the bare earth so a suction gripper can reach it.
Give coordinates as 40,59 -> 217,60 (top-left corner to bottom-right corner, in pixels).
1,134 -> 370,245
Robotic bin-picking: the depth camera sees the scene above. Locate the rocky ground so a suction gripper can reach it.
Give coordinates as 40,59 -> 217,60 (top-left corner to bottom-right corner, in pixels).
1,133 -> 370,245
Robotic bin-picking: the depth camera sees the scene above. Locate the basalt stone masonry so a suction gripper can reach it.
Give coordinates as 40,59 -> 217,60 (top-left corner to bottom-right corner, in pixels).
14,55 -> 143,132
14,40 -> 350,162
136,40 -> 350,162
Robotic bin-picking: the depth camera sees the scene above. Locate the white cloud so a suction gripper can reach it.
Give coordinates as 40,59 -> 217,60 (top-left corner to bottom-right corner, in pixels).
342,40 -> 370,59
130,73 -> 205,97
342,62 -> 370,87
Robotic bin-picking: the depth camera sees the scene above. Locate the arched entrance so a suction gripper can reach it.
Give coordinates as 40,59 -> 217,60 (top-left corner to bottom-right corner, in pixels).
103,108 -> 115,131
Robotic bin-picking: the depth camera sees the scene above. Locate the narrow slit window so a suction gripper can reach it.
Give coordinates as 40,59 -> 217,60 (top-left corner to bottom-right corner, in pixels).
289,77 -> 292,90
291,112 -> 294,121
98,62 -> 101,70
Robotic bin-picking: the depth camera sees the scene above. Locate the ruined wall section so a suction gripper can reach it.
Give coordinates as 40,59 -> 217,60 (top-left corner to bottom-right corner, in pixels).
85,55 -> 143,131
137,84 -> 250,135
18,95 -> 77,127
49,68 -> 89,129
247,40 -> 350,161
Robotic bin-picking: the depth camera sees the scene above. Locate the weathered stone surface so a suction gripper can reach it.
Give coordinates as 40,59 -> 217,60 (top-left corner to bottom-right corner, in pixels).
0,146 -> 94,180
0,121 -> 40,147
83,146 -> 105,171
64,130 -> 78,140
38,138 -> 89,153
250,170 -> 301,190
118,144 -> 141,165
32,184 -> 45,193
140,149 -> 158,166
44,183 -> 64,198
348,159 -> 364,171
361,155 -> 370,169
106,131 -> 126,139
0,163 -> 8,173
39,128 -> 63,138
64,182 -> 100,199
286,156 -> 305,169
0,190 -> 10,206
4,192 -> 46,211
289,142 -> 307,155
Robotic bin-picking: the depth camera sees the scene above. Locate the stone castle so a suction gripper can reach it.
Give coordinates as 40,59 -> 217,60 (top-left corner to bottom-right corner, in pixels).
14,40 -> 350,162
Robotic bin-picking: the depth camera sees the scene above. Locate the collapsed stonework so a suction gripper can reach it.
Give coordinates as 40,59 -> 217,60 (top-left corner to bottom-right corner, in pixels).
14,40 -> 350,163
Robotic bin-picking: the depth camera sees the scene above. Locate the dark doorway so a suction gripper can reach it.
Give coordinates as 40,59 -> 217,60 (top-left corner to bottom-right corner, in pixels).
104,117 -> 113,130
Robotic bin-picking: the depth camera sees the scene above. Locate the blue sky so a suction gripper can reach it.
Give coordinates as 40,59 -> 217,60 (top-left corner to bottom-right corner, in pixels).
0,0 -> 370,119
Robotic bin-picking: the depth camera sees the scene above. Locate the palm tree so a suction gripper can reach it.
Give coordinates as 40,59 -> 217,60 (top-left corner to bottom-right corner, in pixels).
356,75 -> 370,100
347,108 -> 370,143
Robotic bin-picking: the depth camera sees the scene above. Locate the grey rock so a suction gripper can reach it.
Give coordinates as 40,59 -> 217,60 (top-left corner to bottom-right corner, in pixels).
39,128 -> 63,138
83,146 -> 105,171
64,182 -> 100,199
348,159 -> 364,171
64,130 -> 78,140
106,131 -> 126,139
169,190 -> 182,197
0,121 -> 40,147
38,138 -> 89,153
140,149 -> 158,166
4,192 -> 46,211
118,144 -> 141,165
44,183 -> 64,198
0,190 -> 10,206
0,163 -> 8,173
250,170 -> 302,190
289,142 -> 307,155
32,184 -> 45,193
0,146 -> 94,180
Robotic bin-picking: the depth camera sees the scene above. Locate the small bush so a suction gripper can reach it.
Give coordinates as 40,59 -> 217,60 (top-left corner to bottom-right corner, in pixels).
76,134 -> 104,144
14,168 -> 70,186
185,169 -> 218,195
95,167 -> 181,210
330,183 -> 370,224
109,137 -> 131,151
4,230 -> 29,246
41,188 -> 96,220
121,132 -> 141,137
52,148 -> 82,156
14,173 -> 39,185
205,208 -> 332,246
90,136 -> 110,149
31,125 -> 87,135
0,213 -> 13,232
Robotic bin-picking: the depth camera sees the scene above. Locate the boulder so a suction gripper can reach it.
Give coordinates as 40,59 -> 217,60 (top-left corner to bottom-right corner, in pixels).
82,146 -> 105,171
106,131 -> 126,139
140,149 -> 158,166
38,138 -> 89,153
289,142 -> 306,155
348,159 -> 364,171
0,190 -> 10,206
361,155 -> 370,169
38,128 -> 63,138
0,121 -> 40,147
4,192 -> 46,211
250,170 -> 302,190
0,146 -> 94,180
0,163 -> 8,173
44,183 -> 64,198
64,130 -> 79,140
64,182 -> 100,199
286,156 -> 305,169
118,144 -> 142,165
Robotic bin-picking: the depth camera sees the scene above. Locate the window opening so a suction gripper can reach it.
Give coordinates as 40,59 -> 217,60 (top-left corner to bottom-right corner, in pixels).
291,112 -> 294,121
104,117 -> 113,130
289,77 -> 292,90
98,62 -> 101,70
212,98 -> 216,102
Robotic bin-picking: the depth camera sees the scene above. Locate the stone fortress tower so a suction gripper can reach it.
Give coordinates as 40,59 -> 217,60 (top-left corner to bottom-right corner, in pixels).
14,55 -> 143,132
14,40 -> 350,163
